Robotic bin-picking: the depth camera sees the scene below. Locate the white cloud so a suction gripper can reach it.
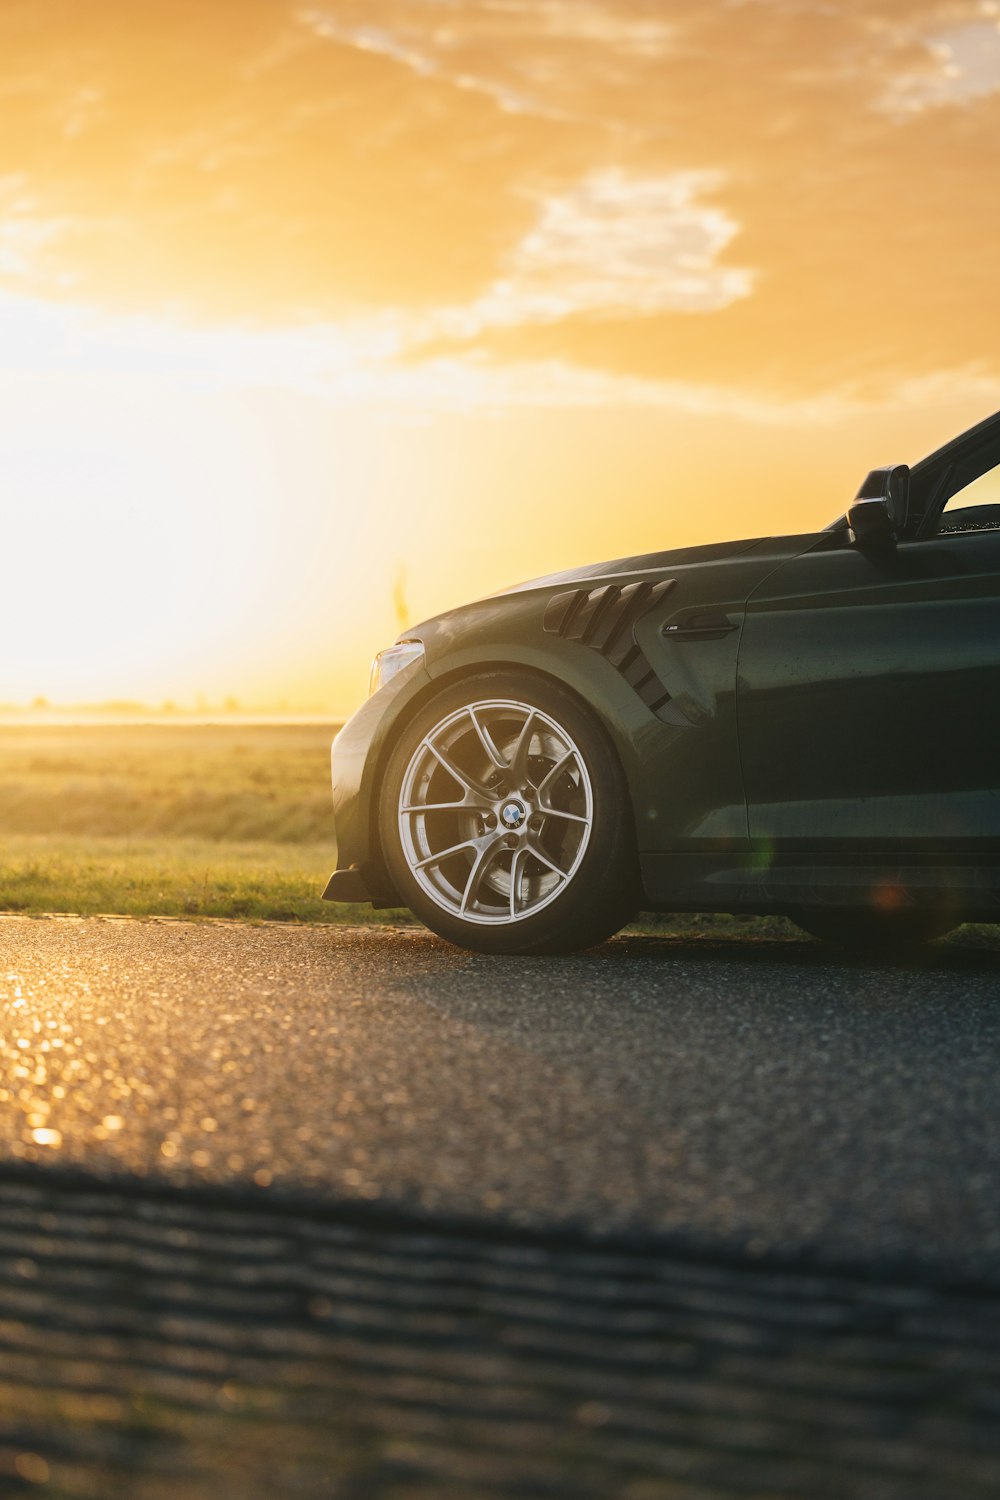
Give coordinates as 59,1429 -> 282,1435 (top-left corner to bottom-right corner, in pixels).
296,3 -> 679,122
0,154 -> 755,421
881,17 -> 1000,116
419,169 -> 753,339
0,177 -> 72,279
0,163 -> 751,351
0,214 -> 65,277
298,9 -> 545,115
5,283 -> 997,428
479,1 -> 676,57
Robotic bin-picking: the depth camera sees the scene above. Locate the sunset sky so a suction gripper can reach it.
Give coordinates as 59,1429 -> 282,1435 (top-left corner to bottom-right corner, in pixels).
3,0 -> 1000,713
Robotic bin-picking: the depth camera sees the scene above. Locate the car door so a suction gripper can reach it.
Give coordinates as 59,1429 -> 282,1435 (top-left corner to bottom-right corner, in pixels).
737,472 -> 1000,853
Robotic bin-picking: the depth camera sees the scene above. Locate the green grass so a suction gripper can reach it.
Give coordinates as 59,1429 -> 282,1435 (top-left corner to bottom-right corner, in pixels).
0,723 -> 337,842
0,832 -> 404,923
0,723 -> 414,923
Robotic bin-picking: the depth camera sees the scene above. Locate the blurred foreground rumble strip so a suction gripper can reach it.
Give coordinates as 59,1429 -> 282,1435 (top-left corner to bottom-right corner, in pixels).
0,1172 -> 997,1498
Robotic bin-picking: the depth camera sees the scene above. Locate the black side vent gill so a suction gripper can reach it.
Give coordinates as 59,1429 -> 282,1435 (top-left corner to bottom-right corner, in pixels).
543,579 -> 676,718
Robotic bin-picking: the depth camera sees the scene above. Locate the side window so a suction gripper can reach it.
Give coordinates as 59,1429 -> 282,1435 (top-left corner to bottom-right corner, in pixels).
936,462 -> 1000,535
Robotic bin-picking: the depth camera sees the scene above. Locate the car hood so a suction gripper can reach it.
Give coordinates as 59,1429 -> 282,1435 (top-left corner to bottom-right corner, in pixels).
492,536 -> 767,597
401,532 -> 812,650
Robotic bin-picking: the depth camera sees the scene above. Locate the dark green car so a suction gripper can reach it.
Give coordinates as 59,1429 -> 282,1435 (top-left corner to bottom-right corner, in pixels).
324,411 -> 1000,954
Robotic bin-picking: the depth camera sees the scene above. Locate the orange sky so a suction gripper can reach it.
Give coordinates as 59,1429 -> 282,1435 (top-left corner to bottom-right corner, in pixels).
2,0 -> 1000,713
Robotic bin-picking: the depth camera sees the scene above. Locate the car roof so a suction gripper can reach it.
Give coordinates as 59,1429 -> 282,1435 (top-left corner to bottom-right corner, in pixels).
911,408 -> 1000,477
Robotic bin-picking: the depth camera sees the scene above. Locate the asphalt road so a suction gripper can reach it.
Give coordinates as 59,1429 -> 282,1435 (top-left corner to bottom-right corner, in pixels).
3,1171 -> 1000,1500
1,914 -> 998,1278
3,914 -> 1000,1499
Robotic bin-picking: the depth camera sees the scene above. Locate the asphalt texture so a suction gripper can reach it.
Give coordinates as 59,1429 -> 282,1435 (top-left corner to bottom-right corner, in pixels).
1,916 -> 998,1275
1,914 -> 999,1499
2,1171 -> 1000,1500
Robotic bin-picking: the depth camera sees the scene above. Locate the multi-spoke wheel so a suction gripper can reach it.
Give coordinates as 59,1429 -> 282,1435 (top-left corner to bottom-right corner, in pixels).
380,672 -> 639,954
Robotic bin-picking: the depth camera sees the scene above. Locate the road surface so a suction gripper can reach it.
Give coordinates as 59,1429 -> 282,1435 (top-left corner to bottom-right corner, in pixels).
1,914 -> 999,1500
1,914 -> 998,1274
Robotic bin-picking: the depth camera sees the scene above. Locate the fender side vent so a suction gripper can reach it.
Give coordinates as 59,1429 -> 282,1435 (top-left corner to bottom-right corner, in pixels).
543,579 -> 676,719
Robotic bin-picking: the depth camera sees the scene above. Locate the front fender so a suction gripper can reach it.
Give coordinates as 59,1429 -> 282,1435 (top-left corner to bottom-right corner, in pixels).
325,658 -> 432,902
413,583 -> 748,854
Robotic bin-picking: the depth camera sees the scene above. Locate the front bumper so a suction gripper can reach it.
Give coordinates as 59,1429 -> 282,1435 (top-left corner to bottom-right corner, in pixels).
321,657 -> 433,907
322,867 -> 370,902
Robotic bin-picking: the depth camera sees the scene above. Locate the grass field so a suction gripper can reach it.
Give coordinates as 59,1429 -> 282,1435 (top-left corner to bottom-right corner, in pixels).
0,723 -> 390,923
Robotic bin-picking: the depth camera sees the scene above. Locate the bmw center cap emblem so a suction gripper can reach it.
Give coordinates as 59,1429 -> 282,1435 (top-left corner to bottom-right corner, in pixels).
500,800 -> 527,830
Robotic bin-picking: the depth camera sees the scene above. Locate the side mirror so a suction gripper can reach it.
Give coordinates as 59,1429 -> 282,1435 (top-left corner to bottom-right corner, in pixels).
854,463 -> 911,532
848,497 -> 896,552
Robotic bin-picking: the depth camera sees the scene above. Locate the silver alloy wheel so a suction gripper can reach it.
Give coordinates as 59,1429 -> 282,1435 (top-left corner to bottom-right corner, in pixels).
398,698 -> 595,925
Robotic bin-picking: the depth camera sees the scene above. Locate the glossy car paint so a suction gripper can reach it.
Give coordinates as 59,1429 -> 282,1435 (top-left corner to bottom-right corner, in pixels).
325,412 -> 1000,923
740,528 -> 1000,851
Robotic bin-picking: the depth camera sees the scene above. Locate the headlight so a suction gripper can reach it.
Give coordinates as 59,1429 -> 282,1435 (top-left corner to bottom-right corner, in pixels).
368,640 -> 425,696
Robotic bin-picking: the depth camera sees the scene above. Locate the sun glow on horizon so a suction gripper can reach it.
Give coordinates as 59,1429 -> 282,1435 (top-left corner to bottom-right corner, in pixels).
4,283 -> 1000,715
3,1 -> 1000,713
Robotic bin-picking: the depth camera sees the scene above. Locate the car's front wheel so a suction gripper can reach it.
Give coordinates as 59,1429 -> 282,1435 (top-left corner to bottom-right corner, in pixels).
379,671 -> 639,954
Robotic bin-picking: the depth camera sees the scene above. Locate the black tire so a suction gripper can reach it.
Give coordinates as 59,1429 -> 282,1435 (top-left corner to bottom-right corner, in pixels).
379,670 -> 639,954
791,908 -> 956,954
